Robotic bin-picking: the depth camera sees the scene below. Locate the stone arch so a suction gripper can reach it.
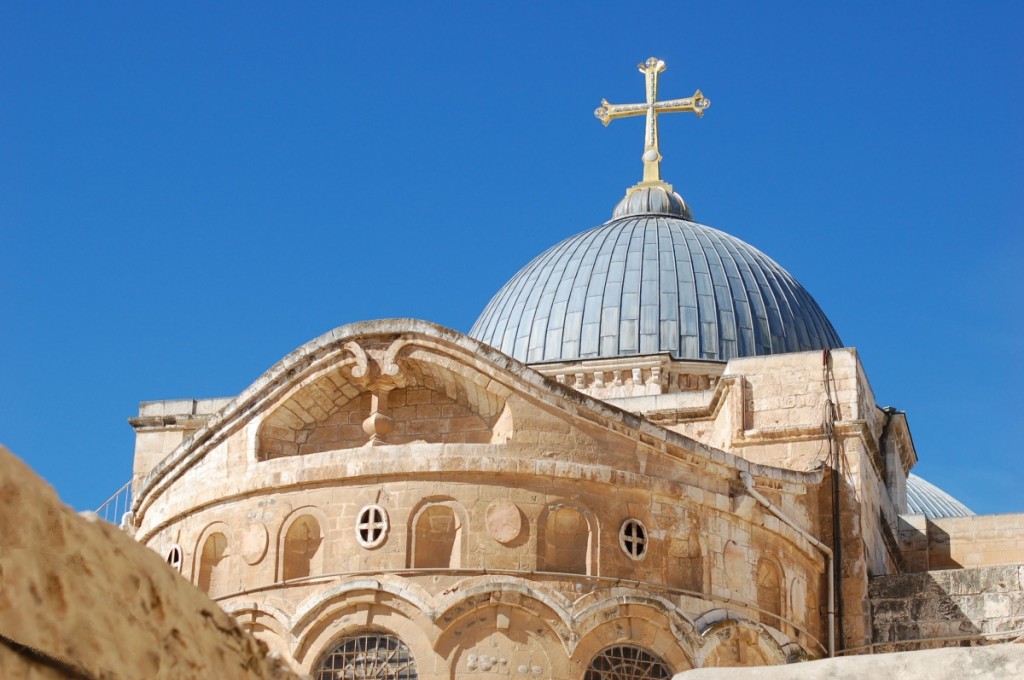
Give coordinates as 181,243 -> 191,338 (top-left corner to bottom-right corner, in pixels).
668,529 -> 705,595
698,618 -> 788,668
297,617 -> 429,677
583,644 -> 674,679
311,630 -> 418,680
434,585 -> 570,680
256,364 -> 370,460
254,341 -> 513,460
571,612 -> 695,676
537,501 -> 597,576
377,363 -> 506,446
278,507 -> 327,581
222,603 -> 292,663
193,522 -> 233,597
434,578 -> 574,643
383,340 -> 514,445
408,498 -> 467,569
291,578 -> 437,670
755,556 -> 784,630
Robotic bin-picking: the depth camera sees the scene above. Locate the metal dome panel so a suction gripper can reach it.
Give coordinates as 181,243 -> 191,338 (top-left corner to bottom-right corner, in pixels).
906,474 -> 975,518
470,216 -> 842,364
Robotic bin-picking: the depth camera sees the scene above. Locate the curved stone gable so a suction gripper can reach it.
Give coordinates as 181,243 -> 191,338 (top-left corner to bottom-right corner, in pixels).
133,320 -> 819,532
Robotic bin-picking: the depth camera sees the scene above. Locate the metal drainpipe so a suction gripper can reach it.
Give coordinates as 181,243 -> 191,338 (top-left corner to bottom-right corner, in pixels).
879,405 -> 898,479
740,470 -> 835,658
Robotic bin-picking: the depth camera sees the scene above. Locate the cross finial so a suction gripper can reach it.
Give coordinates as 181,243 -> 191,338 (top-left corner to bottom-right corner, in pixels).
595,57 -> 710,187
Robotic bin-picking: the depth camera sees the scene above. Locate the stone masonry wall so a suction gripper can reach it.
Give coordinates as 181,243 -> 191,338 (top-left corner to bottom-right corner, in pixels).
869,565 -> 1024,652
899,514 -> 1024,572
928,515 -> 1024,570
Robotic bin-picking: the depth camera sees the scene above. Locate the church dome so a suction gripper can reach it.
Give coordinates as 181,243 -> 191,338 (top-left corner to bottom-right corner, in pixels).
906,474 -> 975,518
472,57 -> 841,365
470,200 -> 842,365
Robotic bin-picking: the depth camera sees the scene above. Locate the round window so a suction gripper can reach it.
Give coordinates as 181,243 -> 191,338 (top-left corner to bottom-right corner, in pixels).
356,505 -> 389,549
619,518 -> 648,560
166,544 -> 183,572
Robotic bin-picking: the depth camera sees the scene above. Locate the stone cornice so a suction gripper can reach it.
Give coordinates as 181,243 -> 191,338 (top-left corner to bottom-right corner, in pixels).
128,415 -> 211,431
834,420 -> 886,480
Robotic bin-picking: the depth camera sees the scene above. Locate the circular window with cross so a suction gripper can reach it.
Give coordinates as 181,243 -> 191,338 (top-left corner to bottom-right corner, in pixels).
355,505 -> 389,549
165,544 -> 183,572
619,518 -> 648,560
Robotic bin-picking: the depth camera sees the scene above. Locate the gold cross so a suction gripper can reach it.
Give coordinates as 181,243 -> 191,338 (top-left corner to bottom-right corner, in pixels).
596,57 -> 710,185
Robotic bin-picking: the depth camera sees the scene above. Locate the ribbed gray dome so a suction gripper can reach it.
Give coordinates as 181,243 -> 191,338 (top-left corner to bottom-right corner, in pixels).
613,185 -> 692,220
470,215 -> 842,364
906,474 -> 975,518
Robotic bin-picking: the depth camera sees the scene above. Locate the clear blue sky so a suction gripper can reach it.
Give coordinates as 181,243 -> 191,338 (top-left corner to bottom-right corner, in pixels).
1,3 -> 1021,515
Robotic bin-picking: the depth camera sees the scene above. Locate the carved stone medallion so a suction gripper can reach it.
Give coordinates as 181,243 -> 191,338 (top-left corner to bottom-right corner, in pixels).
485,501 -> 523,544
241,522 -> 269,565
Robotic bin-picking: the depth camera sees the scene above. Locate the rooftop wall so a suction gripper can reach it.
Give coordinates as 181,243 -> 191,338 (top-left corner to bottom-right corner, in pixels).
900,513 -> 1024,571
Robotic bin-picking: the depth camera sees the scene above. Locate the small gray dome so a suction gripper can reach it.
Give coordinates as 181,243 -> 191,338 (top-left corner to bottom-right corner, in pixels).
906,474 -> 975,518
613,185 -> 692,220
470,213 -> 842,364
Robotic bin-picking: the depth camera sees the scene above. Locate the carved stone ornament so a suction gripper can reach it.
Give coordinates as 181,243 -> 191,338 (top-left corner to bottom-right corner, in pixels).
485,500 -> 523,544
241,522 -> 269,565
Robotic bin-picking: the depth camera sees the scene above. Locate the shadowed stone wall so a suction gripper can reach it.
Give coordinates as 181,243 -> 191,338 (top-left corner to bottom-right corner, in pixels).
869,565 -> 1024,652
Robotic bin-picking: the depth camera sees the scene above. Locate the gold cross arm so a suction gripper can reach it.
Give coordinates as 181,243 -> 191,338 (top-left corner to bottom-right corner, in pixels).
595,92 -> 708,126
594,57 -> 710,184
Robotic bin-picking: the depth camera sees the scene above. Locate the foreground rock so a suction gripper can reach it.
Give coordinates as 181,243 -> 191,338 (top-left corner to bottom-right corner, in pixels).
0,446 -> 302,680
676,643 -> 1024,679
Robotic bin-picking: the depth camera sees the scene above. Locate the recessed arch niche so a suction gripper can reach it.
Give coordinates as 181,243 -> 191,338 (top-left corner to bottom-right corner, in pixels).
537,502 -> 597,576
408,498 -> 467,569
278,508 -> 327,581
194,522 -> 233,597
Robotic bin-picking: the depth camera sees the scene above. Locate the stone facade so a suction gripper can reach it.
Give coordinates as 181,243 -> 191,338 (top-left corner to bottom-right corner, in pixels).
128,321 -> 847,677
116,314 -> 1021,679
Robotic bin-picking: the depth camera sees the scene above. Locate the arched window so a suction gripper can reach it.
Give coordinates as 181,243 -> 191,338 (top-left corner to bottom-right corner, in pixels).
539,505 -> 592,575
314,632 -> 417,679
282,514 -> 323,580
412,504 -> 461,568
756,558 -> 783,629
197,532 -> 228,596
585,644 -> 672,680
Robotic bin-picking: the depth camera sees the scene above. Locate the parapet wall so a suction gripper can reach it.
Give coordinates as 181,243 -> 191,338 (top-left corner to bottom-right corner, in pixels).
899,513 -> 1024,571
